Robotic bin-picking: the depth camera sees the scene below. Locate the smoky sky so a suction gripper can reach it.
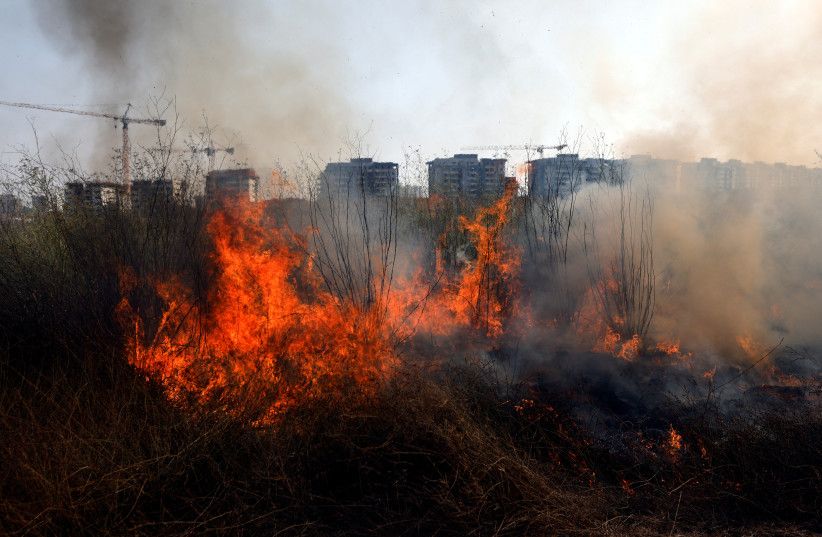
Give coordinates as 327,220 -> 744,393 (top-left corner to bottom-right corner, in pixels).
19,0 -> 822,171
33,0 -> 358,166
607,1 -> 822,165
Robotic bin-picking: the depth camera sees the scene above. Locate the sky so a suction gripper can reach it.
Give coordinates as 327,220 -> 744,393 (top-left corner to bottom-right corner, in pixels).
0,0 -> 820,180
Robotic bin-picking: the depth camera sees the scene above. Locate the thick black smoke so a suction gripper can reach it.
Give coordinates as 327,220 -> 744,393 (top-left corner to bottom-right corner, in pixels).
34,0 -> 354,170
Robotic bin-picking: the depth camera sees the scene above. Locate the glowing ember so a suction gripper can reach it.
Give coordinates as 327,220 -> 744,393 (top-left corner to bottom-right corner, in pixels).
698,440 -> 709,460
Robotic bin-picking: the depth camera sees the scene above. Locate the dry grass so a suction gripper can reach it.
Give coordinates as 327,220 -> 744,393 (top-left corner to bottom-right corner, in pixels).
0,202 -> 819,535
1,354 -> 819,536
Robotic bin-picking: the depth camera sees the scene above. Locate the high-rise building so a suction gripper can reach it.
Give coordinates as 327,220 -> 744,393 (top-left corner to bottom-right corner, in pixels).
627,155 -> 822,192
0,193 -> 21,216
676,157 -> 822,191
205,168 -> 259,203
131,179 -> 175,212
320,158 -> 398,198
526,154 -> 623,197
31,195 -> 50,212
64,181 -> 126,211
427,154 -> 506,198
627,155 -> 683,191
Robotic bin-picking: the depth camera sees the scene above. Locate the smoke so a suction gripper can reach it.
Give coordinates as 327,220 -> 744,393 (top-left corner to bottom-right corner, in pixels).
32,1 -> 821,408
33,0 -> 355,169
618,0 -> 822,165
605,177 -> 822,358
645,181 -> 769,354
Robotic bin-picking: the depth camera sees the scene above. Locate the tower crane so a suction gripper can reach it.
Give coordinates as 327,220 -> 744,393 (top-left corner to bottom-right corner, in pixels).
460,143 -> 568,159
201,145 -> 235,171
0,100 -> 166,191
148,145 -> 235,171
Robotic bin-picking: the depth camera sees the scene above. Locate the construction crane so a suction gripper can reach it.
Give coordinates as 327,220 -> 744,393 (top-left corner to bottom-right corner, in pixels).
460,143 -> 568,159
201,146 -> 235,171
149,145 -> 235,170
0,100 -> 166,189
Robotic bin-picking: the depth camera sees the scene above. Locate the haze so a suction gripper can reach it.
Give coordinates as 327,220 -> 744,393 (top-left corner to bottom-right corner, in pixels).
0,0 -> 820,171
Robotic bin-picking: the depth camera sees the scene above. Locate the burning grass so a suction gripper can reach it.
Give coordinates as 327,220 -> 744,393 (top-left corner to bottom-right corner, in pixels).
118,201 -> 397,420
0,186 -> 820,535
116,185 -> 525,421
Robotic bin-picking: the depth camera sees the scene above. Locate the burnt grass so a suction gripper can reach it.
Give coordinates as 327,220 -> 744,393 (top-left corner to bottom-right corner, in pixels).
0,206 -> 820,536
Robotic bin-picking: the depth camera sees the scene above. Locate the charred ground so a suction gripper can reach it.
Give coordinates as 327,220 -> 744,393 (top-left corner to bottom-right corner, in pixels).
0,167 -> 820,535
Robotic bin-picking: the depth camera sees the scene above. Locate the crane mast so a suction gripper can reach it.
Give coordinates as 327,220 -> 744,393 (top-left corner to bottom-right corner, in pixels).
202,146 -> 235,171
121,104 -> 132,187
0,100 -> 166,191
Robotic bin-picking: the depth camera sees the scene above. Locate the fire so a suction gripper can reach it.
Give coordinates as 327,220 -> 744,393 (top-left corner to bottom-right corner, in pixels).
618,334 -> 641,361
736,334 -> 762,358
120,201 -> 398,419
448,179 -> 519,338
667,425 -> 683,456
655,339 -> 680,355
593,325 -> 621,355
578,279 -> 672,362
390,183 -> 521,341
592,325 -> 640,361
766,365 -> 805,387
119,187 -> 524,418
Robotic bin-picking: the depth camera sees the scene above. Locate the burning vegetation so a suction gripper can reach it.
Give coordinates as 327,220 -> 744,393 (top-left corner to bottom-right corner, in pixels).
0,143 -> 820,536
115,179 -> 524,419
118,201 -> 397,420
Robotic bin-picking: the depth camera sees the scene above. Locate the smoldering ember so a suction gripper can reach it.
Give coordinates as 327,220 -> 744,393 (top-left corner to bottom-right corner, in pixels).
0,2 -> 820,536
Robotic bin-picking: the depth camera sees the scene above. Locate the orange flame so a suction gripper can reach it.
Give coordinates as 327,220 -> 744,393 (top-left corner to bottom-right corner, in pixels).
593,325 -> 621,355
120,201 -> 398,419
592,326 -> 641,361
120,188 -> 525,418
736,334 -> 761,358
618,334 -> 642,361
666,425 -> 683,457
452,180 -> 520,338
655,340 -> 681,356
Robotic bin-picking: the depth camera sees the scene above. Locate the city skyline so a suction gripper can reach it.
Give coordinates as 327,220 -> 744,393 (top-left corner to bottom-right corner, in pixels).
1,1 -> 822,175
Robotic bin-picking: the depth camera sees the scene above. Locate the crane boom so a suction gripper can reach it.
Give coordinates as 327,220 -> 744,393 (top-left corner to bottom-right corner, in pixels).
0,100 -> 167,189
0,100 -> 166,126
461,144 -> 568,157
148,146 -> 235,155
147,145 -> 235,171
